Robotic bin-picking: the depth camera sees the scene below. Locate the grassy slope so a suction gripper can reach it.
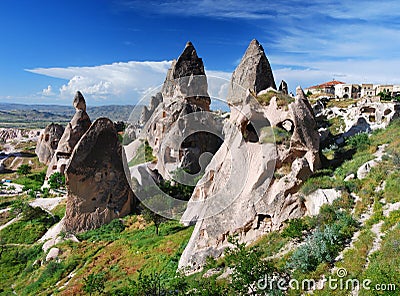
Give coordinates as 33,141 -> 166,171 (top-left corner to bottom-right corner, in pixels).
1,118 -> 399,295
1,215 -> 193,295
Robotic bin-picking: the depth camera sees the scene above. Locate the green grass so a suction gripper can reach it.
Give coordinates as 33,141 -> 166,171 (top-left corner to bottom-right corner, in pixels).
328,116 -> 346,136
0,244 -> 43,292
260,126 -> 291,146
5,216 -> 193,295
0,207 -> 55,244
257,91 -> 295,109
13,170 -> 46,192
384,171 -> 400,203
361,226 -> 400,296
326,98 -> 357,109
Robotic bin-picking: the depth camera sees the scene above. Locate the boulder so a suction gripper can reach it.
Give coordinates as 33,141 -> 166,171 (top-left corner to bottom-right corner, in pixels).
227,39 -> 276,105
303,189 -> 341,216
46,247 -> 60,261
63,118 -> 134,233
35,123 -> 64,165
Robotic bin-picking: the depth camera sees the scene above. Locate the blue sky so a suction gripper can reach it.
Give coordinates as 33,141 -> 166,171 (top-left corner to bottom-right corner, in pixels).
0,0 -> 399,106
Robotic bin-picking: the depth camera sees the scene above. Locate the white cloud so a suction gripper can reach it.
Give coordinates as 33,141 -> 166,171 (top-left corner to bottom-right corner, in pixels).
27,61 -> 235,106
41,85 -> 54,96
27,61 -> 172,105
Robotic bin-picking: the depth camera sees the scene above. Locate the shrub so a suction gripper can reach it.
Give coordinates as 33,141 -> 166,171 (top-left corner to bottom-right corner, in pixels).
48,172 -> 65,189
17,164 -> 32,176
288,212 -> 357,272
224,236 -> 282,295
346,133 -> 371,150
281,218 -> 309,239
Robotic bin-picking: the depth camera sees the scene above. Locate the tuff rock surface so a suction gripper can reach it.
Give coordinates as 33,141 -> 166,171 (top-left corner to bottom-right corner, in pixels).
178,40 -> 322,272
63,118 -> 134,233
133,42 -> 223,178
227,39 -> 276,105
46,91 -> 91,178
35,123 -> 65,165
313,97 -> 400,146
279,80 -> 288,95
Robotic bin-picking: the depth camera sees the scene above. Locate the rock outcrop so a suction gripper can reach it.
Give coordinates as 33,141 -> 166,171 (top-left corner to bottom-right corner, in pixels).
35,123 -> 64,165
46,91 -> 91,178
0,128 -> 41,143
279,80 -> 288,95
63,118 -> 134,233
313,97 -> 400,146
227,39 -> 276,105
132,42 -> 223,178
139,92 -> 163,125
161,41 -> 210,109
57,91 -> 91,154
178,40 -> 321,272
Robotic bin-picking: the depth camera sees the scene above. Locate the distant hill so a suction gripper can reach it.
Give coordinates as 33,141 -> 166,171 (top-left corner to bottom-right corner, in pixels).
0,103 -> 138,128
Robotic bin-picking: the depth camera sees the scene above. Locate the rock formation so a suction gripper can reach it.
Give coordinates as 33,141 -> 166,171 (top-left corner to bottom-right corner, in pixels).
161,41 -> 210,109
178,40 -> 322,272
227,39 -> 276,105
131,42 -> 223,178
279,80 -> 288,95
46,91 -> 92,178
139,92 -> 163,125
0,128 -> 41,143
313,97 -> 400,146
63,118 -> 134,233
57,91 -> 91,154
35,123 -> 64,165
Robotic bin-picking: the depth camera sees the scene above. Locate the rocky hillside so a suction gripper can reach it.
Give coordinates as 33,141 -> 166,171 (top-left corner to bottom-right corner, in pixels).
1,39 -> 399,295
0,103 -> 136,128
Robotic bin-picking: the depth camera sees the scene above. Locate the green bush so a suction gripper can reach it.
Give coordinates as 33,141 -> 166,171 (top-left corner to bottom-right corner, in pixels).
288,212 -> 357,272
48,172 -> 65,189
17,164 -> 32,176
346,133 -> 371,150
225,236 -> 281,295
83,271 -> 107,295
281,218 -> 309,239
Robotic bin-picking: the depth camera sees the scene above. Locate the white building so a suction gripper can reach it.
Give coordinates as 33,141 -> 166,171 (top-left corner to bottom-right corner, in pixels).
361,83 -> 374,97
334,84 -> 360,99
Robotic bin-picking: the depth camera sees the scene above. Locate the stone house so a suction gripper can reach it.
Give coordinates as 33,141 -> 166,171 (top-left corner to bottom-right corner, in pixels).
304,80 -> 345,96
334,83 -> 361,99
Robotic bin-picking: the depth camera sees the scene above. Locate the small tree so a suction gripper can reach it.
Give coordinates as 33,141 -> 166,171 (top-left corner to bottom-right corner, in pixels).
141,205 -> 166,236
17,164 -> 32,176
48,172 -> 65,189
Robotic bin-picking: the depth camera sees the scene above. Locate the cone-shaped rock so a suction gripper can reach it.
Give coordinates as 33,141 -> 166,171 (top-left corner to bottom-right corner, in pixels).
35,123 -> 65,165
57,91 -> 91,154
64,118 -> 134,232
161,41 -> 210,109
45,91 -> 92,179
228,39 -> 276,104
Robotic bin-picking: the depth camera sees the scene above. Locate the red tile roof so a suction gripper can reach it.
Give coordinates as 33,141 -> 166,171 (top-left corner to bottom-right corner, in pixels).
308,80 -> 346,89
